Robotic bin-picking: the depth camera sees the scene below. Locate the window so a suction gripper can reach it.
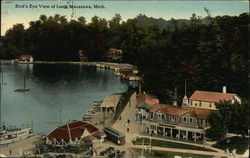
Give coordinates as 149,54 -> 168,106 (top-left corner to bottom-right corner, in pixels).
183,117 -> 186,122
171,115 -> 175,121
190,118 -> 193,123
190,101 -> 192,105
203,120 -> 206,125
209,103 -> 212,108
199,101 -> 202,106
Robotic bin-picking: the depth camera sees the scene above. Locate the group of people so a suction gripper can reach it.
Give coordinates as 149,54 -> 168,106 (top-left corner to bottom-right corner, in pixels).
122,118 -> 130,132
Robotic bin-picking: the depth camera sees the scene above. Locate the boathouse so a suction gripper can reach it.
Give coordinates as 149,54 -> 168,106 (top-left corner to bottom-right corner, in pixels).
18,55 -> 33,63
100,94 -> 122,112
106,48 -> 123,62
46,121 -> 106,146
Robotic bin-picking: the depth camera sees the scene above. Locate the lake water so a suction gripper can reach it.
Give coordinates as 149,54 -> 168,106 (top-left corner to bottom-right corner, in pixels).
0,63 -> 131,134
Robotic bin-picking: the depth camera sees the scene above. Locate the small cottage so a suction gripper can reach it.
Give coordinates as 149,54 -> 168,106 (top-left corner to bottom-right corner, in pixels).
19,55 -> 33,63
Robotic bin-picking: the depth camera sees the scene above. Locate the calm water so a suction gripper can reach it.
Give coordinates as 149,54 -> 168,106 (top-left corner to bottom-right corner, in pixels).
0,63 -> 131,134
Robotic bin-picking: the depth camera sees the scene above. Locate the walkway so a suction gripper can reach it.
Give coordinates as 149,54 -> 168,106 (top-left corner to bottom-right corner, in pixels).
0,135 -> 42,157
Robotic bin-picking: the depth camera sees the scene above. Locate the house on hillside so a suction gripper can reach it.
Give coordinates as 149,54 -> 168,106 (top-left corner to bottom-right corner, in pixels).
106,48 -> 123,62
188,86 -> 241,110
46,121 -> 106,146
142,104 -> 213,142
19,55 -> 34,63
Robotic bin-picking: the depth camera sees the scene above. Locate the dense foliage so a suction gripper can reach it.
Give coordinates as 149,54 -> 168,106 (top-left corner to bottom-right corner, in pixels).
206,101 -> 249,141
0,12 -> 248,101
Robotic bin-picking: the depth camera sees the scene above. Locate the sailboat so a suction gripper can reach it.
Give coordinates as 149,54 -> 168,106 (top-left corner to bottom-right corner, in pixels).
0,74 -> 33,146
14,75 -> 30,92
0,71 -> 6,85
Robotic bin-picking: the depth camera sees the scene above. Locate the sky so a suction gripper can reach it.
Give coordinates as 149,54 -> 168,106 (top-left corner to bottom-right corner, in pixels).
1,0 -> 249,35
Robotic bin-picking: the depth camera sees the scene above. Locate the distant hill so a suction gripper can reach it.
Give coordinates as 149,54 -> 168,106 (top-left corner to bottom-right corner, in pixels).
128,14 -> 203,30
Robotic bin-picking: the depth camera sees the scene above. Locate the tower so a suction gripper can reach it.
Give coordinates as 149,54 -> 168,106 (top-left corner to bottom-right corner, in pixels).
173,87 -> 178,106
182,79 -> 188,105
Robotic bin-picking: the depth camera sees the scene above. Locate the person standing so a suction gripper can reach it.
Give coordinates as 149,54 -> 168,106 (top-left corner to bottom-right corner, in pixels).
127,128 -> 130,132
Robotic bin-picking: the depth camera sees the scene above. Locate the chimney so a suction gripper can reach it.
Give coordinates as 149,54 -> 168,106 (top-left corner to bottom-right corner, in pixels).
223,86 -> 227,93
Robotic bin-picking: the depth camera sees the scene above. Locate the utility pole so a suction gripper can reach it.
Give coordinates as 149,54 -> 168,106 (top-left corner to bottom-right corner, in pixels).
59,110 -> 62,125
141,138 -> 144,158
149,137 -> 152,154
0,70 -> 2,131
103,111 -> 105,128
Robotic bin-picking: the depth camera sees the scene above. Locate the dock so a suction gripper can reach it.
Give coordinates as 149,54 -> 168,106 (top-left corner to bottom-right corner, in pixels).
96,62 -> 140,81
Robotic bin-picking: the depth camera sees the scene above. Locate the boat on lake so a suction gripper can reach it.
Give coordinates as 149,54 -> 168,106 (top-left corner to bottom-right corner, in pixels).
0,126 -> 33,145
14,75 -> 30,92
0,70 -> 33,146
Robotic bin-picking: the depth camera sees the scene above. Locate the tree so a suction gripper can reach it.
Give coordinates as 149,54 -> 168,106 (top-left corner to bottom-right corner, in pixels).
109,14 -> 122,29
206,111 -> 228,141
216,101 -> 249,138
2,24 -> 26,59
77,16 -> 86,25
206,101 -> 249,140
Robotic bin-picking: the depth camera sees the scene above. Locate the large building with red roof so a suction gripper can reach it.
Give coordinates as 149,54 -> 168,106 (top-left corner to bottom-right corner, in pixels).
46,121 -> 106,146
142,104 -> 214,142
138,87 -> 241,142
188,86 -> 241,110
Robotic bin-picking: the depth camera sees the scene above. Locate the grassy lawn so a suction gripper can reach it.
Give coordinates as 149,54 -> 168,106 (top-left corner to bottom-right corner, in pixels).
212,136 -> 249,154
133,137 -> 215,152
133,148 -> 213,158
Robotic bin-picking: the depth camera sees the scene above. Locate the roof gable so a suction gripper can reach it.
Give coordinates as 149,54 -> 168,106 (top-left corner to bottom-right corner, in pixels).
47,121 -> 99,140
150,104 -> 214,120
180,112 -> 195,118
189,90 -> 236,103
137,93 -> 159,105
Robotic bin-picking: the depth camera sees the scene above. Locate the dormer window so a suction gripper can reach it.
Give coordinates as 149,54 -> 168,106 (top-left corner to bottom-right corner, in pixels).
183,117 -> 186,122
171,115 -> 175,121
199,101 -> 202,106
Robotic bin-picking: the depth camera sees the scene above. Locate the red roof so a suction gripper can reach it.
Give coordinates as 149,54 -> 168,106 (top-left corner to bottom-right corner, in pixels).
120,71 -> 134,76
109,48 -> 122,54
137,93 -> 159,105
47,121 -> 99,141
150,104 -> 214,119
19,55 -> 32,61
191,108 -> 214,120
189,90 -> 235,103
